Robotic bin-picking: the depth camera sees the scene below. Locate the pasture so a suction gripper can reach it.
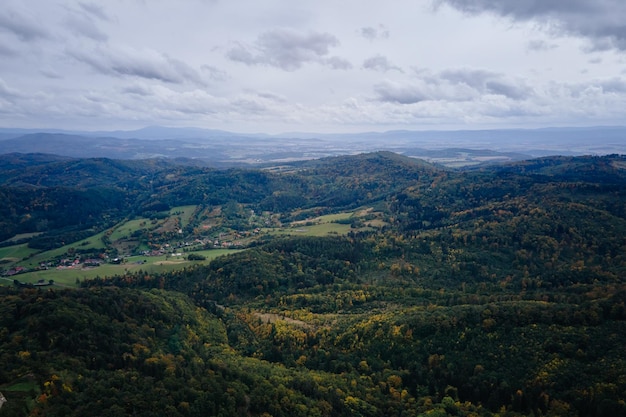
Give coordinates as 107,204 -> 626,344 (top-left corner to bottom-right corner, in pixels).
0,244 -> 38,263
2,249 -> 239,288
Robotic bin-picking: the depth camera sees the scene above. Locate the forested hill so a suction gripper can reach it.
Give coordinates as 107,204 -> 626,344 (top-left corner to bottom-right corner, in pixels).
0,151 -> 438,242
1,152 -> 626,416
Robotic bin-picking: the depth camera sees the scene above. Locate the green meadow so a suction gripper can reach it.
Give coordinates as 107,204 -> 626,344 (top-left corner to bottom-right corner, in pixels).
0,244 -> 39,263
269,222 -> 351,237
266,211 -> 355,237
1,205 -> 354,288
171,205 -> 197,228
3,249 -> 239,288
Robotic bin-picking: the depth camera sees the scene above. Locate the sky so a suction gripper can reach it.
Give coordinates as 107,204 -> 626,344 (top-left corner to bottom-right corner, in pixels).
1,0 -> 626,134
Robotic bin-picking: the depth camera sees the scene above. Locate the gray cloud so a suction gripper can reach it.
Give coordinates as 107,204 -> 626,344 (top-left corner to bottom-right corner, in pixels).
526,39 -> 557,52
227,29 -> 341,71
360,25 -> 390,41
232,97 -> 269,114
440,68 -> 495,87
440,69 -> 532,100
436,0 -> 626,52
0,7 -> 49,41
39,67 -> 63,79
374,68 -> 533,105
68,45 -> 205,86
62,2 -> 110,41
484,80 -> 529,100
362,55 -> 402,72
201,65 -> 229,82
324,56 -> 353,70
600,78 -> 626,93
374,81 -> 430,104
64,15 -> 108,41
78,2 -> 110,22
0,77 -> 22,99
254,90 -> 288,103
122,85 -> 154,96
0,39 -> 17,56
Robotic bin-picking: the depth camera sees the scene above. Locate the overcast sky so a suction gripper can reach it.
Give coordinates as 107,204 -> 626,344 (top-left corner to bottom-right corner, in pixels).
1,0 -> 626,133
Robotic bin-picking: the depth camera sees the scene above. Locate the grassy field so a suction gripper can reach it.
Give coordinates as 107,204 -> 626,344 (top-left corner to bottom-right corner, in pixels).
0,232 -> 42,244
292,212 -> 353,225
0,244 -> 39,262
0,375 -> 40,414
20,239 -> 102,270
2,249 -> 240,288
267,222 -> 351,237
3,379 -> 39,393
271,211 -> 354,237
171,205 -> 197,228
109,218 -> 152,241
316,212 -> 353,222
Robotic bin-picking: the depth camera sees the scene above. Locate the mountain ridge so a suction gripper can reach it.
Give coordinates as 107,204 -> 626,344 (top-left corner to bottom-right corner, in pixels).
0,126 -> 624,167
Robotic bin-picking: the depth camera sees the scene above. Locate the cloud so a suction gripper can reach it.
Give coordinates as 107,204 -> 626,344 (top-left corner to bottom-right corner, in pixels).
0,77 -> 23,99
254,90 -> 288,103
122,84 -> 154,96
39,66 -> 63,79
201,65 -> 229,82
61,2 -> 110,41
64,15 -> 108,41
373,68 -> 533,105
600,78 -> 626,94
0,39 -> 18,56
440,69 -> 533,100
484,80 -> 529,100
0,6 -> 49,42
227,29 -> 342,71
68,45 -> 205,85
374,81 -> 430,104
362,55 -> 402,72
526,39 -> 557,52
435,0 -> 626,52
324,56 -> 353,70
360,25 -> 390,41
77,2 -> 110,22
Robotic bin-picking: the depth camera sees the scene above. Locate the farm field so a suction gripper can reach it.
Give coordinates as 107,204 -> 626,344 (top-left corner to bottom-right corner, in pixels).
267,211 -> 357,236
2,249 -> 240,288
0,244 -> 39,263
267,222 -> 351,237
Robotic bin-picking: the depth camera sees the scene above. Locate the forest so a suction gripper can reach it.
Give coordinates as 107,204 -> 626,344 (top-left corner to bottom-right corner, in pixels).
0,151 -> 625,416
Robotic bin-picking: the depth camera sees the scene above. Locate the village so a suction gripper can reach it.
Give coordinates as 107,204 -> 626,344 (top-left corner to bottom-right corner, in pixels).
0,226 -> 263,280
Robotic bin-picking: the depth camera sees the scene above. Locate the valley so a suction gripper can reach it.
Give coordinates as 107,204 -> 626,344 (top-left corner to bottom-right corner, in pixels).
1,205 -> 368,287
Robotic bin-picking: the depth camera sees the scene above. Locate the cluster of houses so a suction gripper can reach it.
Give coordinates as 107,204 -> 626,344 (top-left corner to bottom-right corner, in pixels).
2,227 -> 266,278
146,230 -> 261,255
2,266 -> 26,277
53,258 -> 102,269
2,256 -> 105,278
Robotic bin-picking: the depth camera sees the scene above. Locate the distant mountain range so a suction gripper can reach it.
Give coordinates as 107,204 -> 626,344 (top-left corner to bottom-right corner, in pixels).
0,125 -> 624,167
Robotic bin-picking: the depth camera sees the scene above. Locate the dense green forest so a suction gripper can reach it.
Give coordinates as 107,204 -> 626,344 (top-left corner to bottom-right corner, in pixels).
1,152 -> 626,416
